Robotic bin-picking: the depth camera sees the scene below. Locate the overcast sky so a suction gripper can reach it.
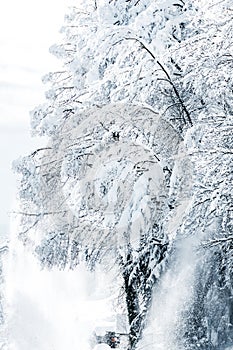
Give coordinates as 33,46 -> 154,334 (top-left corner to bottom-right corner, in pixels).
0,1 -> 71,238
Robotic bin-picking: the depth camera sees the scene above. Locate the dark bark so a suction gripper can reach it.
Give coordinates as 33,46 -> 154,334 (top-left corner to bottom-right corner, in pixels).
123,253 -> 141,349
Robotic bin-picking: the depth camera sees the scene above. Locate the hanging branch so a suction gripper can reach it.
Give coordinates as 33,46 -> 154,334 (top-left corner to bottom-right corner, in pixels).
115,36 -> 193,126
156,61 -> 193,126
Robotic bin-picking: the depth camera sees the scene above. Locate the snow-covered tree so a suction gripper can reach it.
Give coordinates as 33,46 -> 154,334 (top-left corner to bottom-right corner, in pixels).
13,0 -> 233,349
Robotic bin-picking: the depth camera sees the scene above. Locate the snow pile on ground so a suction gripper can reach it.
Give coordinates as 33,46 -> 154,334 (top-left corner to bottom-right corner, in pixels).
93,345 -> 111,350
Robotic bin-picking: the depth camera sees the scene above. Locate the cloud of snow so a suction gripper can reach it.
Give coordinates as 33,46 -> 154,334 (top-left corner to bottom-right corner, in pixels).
5,224 -> 115,350
136,235 -> 200,350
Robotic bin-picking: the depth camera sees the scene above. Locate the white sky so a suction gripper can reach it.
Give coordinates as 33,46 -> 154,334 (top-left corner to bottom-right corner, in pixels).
0,0 -> 71,237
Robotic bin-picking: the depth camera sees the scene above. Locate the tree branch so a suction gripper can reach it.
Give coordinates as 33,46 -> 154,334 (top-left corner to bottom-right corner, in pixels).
157,61 -> 193,126
117,37 -> 193,126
